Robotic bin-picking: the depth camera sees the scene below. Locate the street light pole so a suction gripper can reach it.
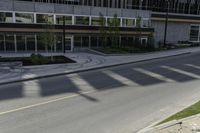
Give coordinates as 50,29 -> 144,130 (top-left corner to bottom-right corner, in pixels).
163,0 -> 169,47
63,16 -> 66,54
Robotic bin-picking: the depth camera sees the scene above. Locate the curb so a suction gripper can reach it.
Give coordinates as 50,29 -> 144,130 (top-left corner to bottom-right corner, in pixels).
0,52 -> 191,86
89,47 -> 198,56
138,114 -> 200,133
137,108 -> 200,133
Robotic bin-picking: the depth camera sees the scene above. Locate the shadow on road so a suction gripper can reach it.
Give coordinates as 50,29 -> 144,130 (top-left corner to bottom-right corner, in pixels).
1,53 -> 200,102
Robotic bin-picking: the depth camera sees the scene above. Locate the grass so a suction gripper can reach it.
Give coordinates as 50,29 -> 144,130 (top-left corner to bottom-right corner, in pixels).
159,100 -> 200,124
0,56 -> 76,66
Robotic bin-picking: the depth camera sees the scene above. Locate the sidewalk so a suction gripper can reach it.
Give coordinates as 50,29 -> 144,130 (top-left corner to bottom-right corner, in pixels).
139,114 -> 200,133
0,47 -> 200,85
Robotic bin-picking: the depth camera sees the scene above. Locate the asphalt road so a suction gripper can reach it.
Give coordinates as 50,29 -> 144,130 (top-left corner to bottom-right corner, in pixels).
1,53 -> 200,133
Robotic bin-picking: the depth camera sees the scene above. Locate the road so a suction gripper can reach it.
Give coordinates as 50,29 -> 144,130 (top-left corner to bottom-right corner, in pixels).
1,53 -> 200,133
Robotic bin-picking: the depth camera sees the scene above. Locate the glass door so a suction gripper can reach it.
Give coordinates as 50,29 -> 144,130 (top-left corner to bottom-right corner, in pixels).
0,34 -> 5,51
141,37 -> 148,46
65,37 -> 73,52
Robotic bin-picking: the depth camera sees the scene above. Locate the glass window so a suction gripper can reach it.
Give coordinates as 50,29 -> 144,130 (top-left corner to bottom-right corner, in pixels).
91,36 -> 99,47
74,36 -> 82,47
190,25 -> 199,41
107,18 -> 121,26
56,15 -> 72,25
15,13 -> 34,23
26,35 -> 35,51
91,17 -> 105,26
122,18 -> 136,27
75,16 -> 89,25
36,14 -> 54,24
5,34 -> 15,51
82,36 -> 89,47
0,12 -> 13,23
16,35 -> 26,51
0,34 -> 5,51
37,35 -> 46,51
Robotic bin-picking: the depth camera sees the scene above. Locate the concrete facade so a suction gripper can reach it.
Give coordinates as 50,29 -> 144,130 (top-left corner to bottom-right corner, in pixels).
0,0 -> 151,18
152,21 -> 191,44
0,0 -> 200,53
3,0 -> 196,44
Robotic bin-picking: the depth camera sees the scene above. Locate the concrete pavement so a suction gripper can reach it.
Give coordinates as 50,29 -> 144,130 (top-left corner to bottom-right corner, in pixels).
1,47 -> 200,84
139,114 -> 200,133
1,53 -> 200,132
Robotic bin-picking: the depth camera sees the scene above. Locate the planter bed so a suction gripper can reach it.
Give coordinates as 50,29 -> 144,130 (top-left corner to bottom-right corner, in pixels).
0,56 -> 76,66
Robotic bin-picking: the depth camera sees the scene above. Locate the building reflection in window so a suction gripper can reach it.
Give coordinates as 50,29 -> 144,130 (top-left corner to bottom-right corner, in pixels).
15,13 -> 34,23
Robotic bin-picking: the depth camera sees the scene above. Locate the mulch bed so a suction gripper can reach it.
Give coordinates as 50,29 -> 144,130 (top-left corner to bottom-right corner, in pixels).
0,56 -> 76,66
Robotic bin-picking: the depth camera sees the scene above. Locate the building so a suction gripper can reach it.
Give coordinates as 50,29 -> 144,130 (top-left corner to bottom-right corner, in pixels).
0,0 -> 199,53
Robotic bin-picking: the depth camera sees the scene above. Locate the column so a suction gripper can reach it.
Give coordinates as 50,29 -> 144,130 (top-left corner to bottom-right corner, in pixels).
25,36 -> 27,51
55,36 -> 57,52
14,34 -> 17,53
119,36 -> 122,47
89,35 -> 91,48
71,36 -> 74,52
35,35 -> 37,53
3,34 -> 6,52
34,13 -> 37,24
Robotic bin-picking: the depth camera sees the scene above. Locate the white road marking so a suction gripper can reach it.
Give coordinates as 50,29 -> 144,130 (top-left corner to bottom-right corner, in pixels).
22,74 -> 37,79
0,90 -> 96,116
161,66 -> 200,79
66,74 -> 96,92
134,68 -> 176,83
23,80 -> 41,97
185,64 -> 200,70
103,70 -> 139,86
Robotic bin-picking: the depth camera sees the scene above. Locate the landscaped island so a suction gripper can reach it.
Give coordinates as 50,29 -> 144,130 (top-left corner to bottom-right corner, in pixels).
0,54 -> 76,66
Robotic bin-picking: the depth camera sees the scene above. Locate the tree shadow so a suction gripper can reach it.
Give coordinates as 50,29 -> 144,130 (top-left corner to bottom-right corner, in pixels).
38,76 -> 99,102
0,83 -> 23,101
79,71 -> 125,91
1,53 -> 200,103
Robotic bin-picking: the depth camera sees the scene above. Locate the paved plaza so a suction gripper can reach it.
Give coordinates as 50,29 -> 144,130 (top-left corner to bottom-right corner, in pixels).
1,47 -> 200,84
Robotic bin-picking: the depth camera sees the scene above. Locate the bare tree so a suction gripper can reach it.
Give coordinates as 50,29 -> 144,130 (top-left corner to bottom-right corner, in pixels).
107,14 -> 120,48
41,22 -> 56,61
99,13 -> 107,48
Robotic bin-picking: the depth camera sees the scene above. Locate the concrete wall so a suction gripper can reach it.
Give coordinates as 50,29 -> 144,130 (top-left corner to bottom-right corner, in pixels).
0,0 -> 13,11
0,0 -> 151,18
1,0 -> 192,46
152,21 -> 191,44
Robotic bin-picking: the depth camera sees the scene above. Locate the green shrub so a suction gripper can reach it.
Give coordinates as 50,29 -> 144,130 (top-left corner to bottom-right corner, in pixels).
39,56 -> 48,64
31,54 -> 39,65
30,53 -> 49,65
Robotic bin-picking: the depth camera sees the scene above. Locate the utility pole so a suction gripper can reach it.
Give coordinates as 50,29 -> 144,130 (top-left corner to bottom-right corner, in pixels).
63,16 -> 66,53
164,0 -> 169,47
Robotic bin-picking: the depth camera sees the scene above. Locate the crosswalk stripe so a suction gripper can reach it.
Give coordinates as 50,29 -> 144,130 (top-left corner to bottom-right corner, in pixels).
103,70 -> 139,86
161,66 -> 200,79
66,74 -> 96,92
134,68 -> 176,83
23,80 -> 41,97
185,64 -> 200,70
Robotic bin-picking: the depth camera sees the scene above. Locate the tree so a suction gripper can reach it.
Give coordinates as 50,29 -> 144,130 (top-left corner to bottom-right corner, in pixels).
99,13 -> 107,48
112,14 -> 121,48
41,21 -> 56,61
136,16 -> 142,48
107,14 -> 120,48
